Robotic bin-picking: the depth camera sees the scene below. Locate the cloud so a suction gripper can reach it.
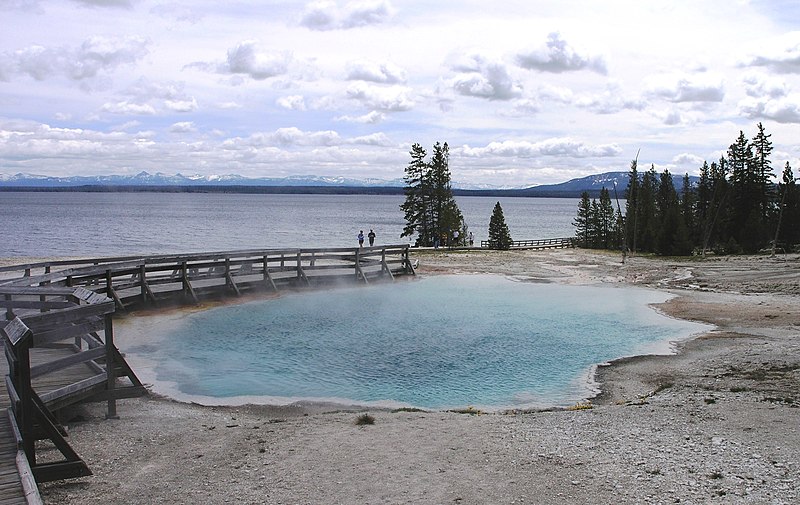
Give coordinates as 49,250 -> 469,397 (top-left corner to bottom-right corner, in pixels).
516,32 -> 607,75
673,153 -> 704,166
277,95 -> 307,111
101,101 -> 156,115
0,36 -> 148,82
165,97 -> 198,112
740,31 -> 800,74
299,0 -> 394,31
742,72 -> 788,98
459,138 -> 622,158
448,53 -> 522,101
70,0 -> 134,8
574,84 -> 647,114
334,110 -> 385,123
346,82 -> 414,111
346,59 -> 406,84
645,72 -> 725,102
221,41 -> 291,80
347,132 -> 392,146
169,121 -> 196,133
738,94 -> 800,123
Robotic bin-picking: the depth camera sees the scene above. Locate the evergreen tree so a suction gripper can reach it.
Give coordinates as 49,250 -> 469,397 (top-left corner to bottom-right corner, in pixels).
573,192 -> 592,248
775,162 -> 799,250
598,187 -> 615,249
400,142 -> 467,247
624,158 -> 639,253
636,165 -> 659,252
400,143 -> 432,246
488,201 -> 513,250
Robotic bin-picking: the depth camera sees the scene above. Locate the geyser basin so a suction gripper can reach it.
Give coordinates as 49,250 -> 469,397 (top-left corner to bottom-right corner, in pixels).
131,275 -> 710,410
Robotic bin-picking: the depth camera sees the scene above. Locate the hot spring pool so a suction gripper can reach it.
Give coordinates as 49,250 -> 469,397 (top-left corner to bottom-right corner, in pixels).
125,275 -> 711,410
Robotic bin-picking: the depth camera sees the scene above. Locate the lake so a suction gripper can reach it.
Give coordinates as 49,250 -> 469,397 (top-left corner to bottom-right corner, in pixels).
0,192 -> 579,257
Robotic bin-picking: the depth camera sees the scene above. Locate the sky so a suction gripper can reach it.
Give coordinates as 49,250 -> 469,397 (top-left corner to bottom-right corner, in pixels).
2,0 -> 800,188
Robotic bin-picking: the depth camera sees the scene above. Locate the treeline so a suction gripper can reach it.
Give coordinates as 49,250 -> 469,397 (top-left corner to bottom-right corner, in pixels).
574,123 -> 800,255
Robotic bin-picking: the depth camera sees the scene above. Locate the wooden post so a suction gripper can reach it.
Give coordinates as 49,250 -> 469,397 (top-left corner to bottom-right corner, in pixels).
263,255 -> 277,291
4,294 -> 12,320
104,313 -> 118,419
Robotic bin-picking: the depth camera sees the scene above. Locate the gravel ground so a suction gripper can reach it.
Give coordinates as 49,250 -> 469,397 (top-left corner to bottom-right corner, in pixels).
37,249 -> 800,504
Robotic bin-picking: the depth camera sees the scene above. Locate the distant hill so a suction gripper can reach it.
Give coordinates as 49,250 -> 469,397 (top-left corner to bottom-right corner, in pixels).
0,170 -> 700,197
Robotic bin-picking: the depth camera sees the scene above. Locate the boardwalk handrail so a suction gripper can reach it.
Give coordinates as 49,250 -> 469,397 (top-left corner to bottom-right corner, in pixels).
479,237 -> 575,249
1,286 -> 145,483
0,245 -> 415,311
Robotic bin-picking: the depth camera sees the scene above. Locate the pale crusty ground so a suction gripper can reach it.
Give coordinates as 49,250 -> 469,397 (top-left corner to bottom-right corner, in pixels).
36,249 -> 800,504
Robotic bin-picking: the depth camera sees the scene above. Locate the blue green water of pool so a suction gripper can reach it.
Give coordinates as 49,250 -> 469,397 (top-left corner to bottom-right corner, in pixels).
130,275 -> 711,411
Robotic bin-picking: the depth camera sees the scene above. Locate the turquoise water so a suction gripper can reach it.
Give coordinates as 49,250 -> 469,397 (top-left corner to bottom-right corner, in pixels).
135,275 -> 709,410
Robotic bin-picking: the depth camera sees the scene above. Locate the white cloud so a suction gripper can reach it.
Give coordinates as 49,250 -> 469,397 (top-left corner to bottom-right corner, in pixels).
165,97 -> 198,112
299,0 -> 394,31
346,59 -> 406,84
101,101 -> 156,115
673,153 -> 704,166
742,72 -> 788,98
574,84 -> 647,114
645,73 -> 725,103
740,31 -> 800,74
738,94 -> 800,123
516,32 -> 607,75
0,36 -> 148,82
72,0 -> 134,8
169,121 -> 196,133
334,110 -> 385,123
458,138 -> 622,158
277,95 -> 307,111
222,41 -> 291,80
347,132 -> 392,146
346,82 -> 414,111
448,53 -> 522,101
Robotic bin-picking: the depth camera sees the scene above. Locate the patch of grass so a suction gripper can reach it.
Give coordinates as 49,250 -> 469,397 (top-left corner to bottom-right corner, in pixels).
391,407 -> 427,413
566,401 -> 593,411
449,406 -> 483,415
354,413 -> 375,426
704,397 -> 717,404
709,471 -> 724,480
730,386 -> 749,393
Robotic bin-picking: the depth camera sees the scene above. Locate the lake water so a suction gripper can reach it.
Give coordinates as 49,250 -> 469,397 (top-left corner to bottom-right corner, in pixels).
128,275 -> 710,411
0,192 -> 579,257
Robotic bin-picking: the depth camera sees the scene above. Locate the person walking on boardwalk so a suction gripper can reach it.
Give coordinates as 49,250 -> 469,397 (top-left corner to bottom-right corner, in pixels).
468,231 -> 474,246
368,229 -> 376,247
358,230 -> 365,248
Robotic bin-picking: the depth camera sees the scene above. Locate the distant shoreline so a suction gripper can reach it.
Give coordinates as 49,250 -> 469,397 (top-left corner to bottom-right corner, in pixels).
0,184 -> 591,198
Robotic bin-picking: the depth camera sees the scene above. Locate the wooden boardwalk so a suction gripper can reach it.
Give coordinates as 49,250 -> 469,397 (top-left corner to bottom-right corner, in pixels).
0,360 -> 39,505
0,245 -> 414,498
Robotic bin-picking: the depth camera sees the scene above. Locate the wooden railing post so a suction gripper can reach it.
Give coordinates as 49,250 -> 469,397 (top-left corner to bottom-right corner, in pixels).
104,313 -> 118,419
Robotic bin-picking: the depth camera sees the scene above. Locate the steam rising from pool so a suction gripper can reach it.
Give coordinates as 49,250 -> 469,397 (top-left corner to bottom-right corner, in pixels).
132,275 -> 710,410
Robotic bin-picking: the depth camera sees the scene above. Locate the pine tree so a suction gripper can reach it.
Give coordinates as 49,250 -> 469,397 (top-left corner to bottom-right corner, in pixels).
573,192 -> 592,248
775,162 -> 799,251
624,158 -> 639,253
400,142 -> 467,247
400,143 -> 432,246
598,187 -> 615,249
488,201 -> 513,250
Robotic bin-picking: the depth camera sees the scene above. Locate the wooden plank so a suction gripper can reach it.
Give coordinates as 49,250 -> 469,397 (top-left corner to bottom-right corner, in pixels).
29,347 -> 105,379
38,373 -> 107,405
15,451 -> 41,505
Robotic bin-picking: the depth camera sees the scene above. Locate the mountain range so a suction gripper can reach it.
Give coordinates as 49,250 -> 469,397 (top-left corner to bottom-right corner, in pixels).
0,170 -> 699,197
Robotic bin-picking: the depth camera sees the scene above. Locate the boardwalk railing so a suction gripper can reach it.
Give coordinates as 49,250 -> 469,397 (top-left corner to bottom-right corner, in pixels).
1,287 -> 145,483
479,237 -> 575,250
0,245 -> 416,312
0,245 -> 414,487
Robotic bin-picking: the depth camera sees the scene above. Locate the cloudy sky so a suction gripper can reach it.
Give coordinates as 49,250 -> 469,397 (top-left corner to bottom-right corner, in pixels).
2,0 -> 800,187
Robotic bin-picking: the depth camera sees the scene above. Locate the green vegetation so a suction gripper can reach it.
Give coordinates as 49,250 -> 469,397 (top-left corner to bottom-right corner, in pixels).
574,122 -> 800,255
354,413 -> 375,425
400,142 -> 468,247
487,201 -> 513,250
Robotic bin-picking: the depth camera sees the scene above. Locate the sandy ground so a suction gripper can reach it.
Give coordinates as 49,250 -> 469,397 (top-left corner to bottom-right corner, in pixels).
35,249 -> 800,504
